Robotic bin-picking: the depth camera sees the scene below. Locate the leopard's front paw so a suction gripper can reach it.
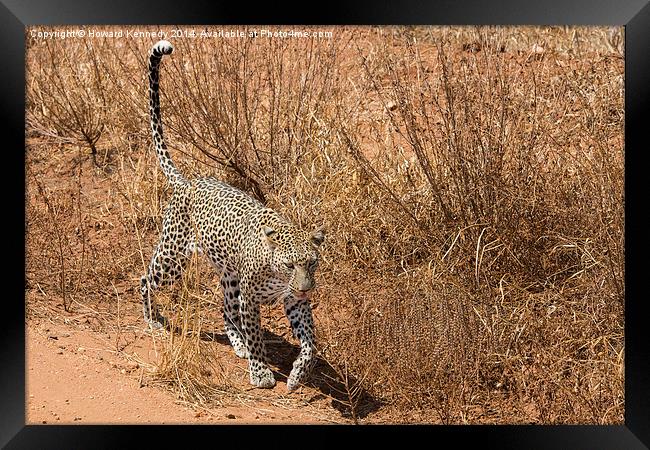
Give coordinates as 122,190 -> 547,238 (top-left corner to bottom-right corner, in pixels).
287,367 -> 308,392
250,366 -> 276,389
286,349 -> 315,392
287,373 -> 300,392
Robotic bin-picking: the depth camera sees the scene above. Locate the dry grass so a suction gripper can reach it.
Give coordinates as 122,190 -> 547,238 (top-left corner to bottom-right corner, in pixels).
25,25 -> 624,424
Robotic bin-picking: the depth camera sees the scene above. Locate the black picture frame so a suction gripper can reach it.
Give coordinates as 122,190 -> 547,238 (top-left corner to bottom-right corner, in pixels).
5,0 -> 648,448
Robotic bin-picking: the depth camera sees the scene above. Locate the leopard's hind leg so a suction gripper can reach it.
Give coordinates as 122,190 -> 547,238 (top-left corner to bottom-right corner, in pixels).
140,192 -> 193,329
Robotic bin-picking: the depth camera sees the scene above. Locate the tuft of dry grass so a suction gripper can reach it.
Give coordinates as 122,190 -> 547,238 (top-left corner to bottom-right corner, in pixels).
146,252 -> 235,406
25,25 -> 624,424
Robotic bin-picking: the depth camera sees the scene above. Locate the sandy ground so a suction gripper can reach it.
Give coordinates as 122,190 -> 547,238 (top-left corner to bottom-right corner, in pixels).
27,322 -> 206,424
26,311 -> 349,425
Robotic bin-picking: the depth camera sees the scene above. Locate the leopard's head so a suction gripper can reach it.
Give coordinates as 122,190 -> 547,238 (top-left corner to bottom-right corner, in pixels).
262,222 -> 325,300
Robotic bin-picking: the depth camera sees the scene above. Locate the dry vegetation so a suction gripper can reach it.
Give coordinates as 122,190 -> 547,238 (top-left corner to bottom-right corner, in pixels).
25,25 -> 624,424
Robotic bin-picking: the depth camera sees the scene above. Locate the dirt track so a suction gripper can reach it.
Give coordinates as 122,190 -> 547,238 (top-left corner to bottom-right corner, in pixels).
26,311 -> 348,424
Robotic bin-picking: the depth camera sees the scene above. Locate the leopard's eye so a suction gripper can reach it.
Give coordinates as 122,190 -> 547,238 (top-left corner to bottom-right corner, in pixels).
285,262 -> 294,270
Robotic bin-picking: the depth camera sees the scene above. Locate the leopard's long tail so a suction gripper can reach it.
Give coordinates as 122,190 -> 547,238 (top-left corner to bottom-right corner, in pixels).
148,40 -> 185,186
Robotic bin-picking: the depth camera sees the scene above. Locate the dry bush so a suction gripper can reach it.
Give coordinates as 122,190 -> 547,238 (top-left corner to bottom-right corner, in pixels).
148,253 -> 234,406
25,25 -> 624,423
311,26 -> 623,422
27,39 -> 109,165
157,32 -> 344,203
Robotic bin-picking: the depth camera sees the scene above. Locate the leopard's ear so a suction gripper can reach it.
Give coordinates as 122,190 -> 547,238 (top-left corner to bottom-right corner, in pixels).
262,225 -> 279,248
311,226 -> 325,247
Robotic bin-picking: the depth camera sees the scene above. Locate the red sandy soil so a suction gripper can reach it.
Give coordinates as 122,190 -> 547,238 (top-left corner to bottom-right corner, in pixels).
26,311 -> 348,425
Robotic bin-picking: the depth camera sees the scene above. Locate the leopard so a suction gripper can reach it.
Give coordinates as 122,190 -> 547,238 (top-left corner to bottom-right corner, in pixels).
140,40 -> 325,392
